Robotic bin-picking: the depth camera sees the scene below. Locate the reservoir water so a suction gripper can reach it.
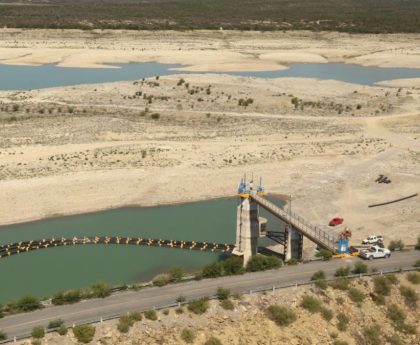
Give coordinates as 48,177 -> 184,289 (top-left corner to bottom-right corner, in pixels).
0,197 -> 285,303
1,62 -> 420,90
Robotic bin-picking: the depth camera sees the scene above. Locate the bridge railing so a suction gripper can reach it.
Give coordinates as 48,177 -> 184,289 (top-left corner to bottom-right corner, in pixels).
250,193 -> 338,251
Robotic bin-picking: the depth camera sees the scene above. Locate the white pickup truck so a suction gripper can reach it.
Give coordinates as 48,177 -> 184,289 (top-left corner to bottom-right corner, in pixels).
359,246 -> 391,260
361,235 -> 383,245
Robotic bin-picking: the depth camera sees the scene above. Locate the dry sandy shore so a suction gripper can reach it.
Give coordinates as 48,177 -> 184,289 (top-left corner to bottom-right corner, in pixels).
0,30 -> 419,248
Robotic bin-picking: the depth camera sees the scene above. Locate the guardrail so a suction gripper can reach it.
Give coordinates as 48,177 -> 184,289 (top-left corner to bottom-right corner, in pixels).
1,266 -> 418,344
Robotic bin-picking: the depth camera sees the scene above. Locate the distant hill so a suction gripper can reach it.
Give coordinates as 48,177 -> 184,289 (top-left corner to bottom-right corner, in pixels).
0,0 -> 419,33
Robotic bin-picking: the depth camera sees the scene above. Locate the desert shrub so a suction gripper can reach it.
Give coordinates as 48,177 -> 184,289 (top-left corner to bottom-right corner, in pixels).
371,293 -> 386,305
321,307 -> 334,321
181,328 -> 195,343
220,299 -> 234,310
316,249 -> 333,261
246,254 -> 282,272
31,326 -> 45,339
52,289 -> 81,305
336,313 -> 349,331
287,258 -> 298,265
336,297 -> 344,305
175,307 -> 184,314
47,319 -> 64,329
202,262 -> 223,278
406,272 -> 420,284
73,324 -> 95,344
385,274 -> 399,285
168,266 -> 184,282
152,273 -> 171,287
216,287 -> 230,300
301,296 -> 322,313
352,262 -> 368,274
176,295 -> 186,303
315,279 -> 328,290
129,312 -> 142,321
90,282 -> 112,298
414,259 -> 420,267
348,287 -> 365,303
330,278 -> 350,290
0,331 -> 6,341
188,298 -> 209,315
333,340 -> 348,345
13,295 -> 41,312
204,337 -> 222,345
151,113 -> 160,120
387,334 -> 404,345
57,324 -> 68,335
399,285 -> 418,308
386,304 -> 406,325
144,309 -> 158,320
117,315 -> 134,333
222,257 -> 244,275
266,305 -> 297,326
388,240 -> 404,251
311,270 -> 326,281
335,266 -> 351,277
362,323 -> 382,345
373,276 -> 392,296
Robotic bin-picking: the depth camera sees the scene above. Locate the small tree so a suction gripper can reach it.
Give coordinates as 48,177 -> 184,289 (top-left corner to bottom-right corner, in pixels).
222,257 -> 244,275
31,326 -> 45,339
202,262 -> 223,278
73,324 -> 95,344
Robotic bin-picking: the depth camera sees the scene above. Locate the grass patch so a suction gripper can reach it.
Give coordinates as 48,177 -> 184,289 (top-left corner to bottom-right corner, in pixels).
406,272 -> 420,285
181,328 -> 195,343
348,287 -> 365,303
300,295 -> 322,313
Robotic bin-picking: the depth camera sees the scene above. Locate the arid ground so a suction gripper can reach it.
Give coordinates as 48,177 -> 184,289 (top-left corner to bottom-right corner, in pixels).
0,30 -> 419,249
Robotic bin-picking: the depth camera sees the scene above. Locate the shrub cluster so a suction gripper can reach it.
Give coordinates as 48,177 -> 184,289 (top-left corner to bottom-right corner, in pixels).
117,313 -> 142,333
181,328 -> 196,343
246,254 -> 282,272
187,298 -> 209,315
348,287 -> 365,303
388,240 -> 404,251
334,266 -> 350,277
266,305 -> 297,326
201,257 -> 244,278
73,324 -> 95,344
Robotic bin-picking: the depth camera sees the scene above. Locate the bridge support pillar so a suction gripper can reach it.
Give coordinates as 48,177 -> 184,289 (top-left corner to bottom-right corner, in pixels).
285,225 -> 303,261
232,197 -> 260,266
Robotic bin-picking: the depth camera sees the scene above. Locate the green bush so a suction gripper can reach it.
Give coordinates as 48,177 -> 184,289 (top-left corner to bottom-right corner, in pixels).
266,305 -> 297,326
335,266 -> 351,277
90,282 -> 112,298
57,324 -> 68,336
399,285 -> 418,308
385,274 -> 399,285
348,287 -> 365,303
414,259 -> 420,268
373,276 -> 392,296
222,257 -> 244,275
406,272 -> 420,285
300,296 -> 322,313
187,298 -> 209,315
176,295 -> 186,303
352,262 -> 368,274
117,314 -> 134,333
180,328 -> 195,343
144,309 -> 158,320
336,313 -> 349,331
0,331 -> 7,341
315,279 -> 328,290
52,289 -> 81,305
220,299 -> 234,310
73,324 -> 95,344
13,295 -> 41,312
316,249 -> 333,261
31,326 -> 45,339
388,240 -> 404,251
202,262 -> 224,278
175,307 -> 184,314
152,273 -> 171,287
362,323 -> 382,345
371,293 -> 386,305
168,266 -> 184,282
216,287 -> 230,300
204,337 -> 222,345
330,278 -> 350,290
311,270 -> 326,281
48,319 -> 64,329
287,258 -> 298,265
246,254 -> 282,272
320,307 -> 333,321
129,312 -> 142,321
387,334 -> 404,345
386,304 -> 406,328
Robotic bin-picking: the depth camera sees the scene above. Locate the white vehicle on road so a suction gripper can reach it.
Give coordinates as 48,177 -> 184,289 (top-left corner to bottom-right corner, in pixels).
361,235 -> 383,244
359,246 -> 391,260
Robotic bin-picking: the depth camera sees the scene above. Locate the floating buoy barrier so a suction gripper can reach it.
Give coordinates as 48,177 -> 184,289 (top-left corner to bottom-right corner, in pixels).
0,236 -> 235,260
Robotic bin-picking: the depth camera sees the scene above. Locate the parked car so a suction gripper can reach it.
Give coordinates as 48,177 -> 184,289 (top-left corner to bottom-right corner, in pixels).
348,246 -> 359,256
329,217 -> 344,226
361,235 -> 383,244
359,246 -> 391,260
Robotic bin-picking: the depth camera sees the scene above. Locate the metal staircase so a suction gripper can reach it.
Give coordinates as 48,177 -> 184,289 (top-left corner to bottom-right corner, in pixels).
250,192 -> 339,252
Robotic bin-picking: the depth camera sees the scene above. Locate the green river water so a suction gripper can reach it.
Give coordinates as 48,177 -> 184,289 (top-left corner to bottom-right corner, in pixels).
0,197 -> 284,303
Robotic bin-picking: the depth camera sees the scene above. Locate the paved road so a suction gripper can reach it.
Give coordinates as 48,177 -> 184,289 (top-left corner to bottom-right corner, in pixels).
1,250 -> 419,339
